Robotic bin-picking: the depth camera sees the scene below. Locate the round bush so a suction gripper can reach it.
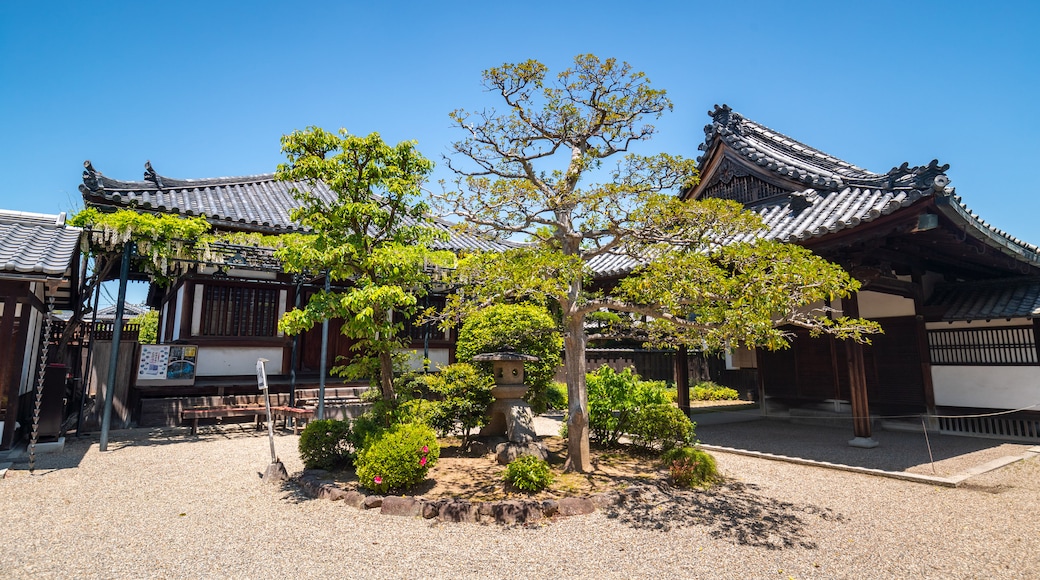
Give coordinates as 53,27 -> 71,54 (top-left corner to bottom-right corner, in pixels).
630,403 -> 697,452
456,303 -> 562,414
355,422 -> 439,493
298,419 -> 354,470
661,446 -> 719,488
503,455 -> 554,493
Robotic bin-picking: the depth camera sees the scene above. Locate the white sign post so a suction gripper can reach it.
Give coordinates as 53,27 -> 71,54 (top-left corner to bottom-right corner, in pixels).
257,358 -> 287,482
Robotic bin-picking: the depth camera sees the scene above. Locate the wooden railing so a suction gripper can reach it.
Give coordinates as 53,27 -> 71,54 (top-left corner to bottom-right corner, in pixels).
50,320 -> 141,343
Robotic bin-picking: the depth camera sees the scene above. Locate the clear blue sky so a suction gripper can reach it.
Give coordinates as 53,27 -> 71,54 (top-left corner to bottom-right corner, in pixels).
2,1 -> 1038,305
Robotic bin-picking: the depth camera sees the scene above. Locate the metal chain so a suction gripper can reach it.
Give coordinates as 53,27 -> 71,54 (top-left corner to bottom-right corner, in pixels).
29,296 -> 55,474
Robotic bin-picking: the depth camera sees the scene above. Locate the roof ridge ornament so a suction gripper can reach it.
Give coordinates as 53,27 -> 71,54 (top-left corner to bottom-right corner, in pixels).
82,160 -> 101,191
144,160 -> 165,189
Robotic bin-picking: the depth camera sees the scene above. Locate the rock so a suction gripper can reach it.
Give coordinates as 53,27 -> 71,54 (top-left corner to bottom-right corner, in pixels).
380,496 -> 421,517
520,501 -> 543,523
422,501 -> 442,519
438,500 -> 479,523
262,461 -> 289,483
541,499 -> 559,517
494,441 -> 549,465
362,495 -> 383,509
491,501 -> 524,525
466,440 -> 490,456
558,497 -> 596,517
591,491 -> 621,508
324,486 -> 348,501
342,491 -> 365,509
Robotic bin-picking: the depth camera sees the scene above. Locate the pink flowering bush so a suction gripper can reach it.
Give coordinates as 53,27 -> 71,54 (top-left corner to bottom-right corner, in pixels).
355,422 -> 439,493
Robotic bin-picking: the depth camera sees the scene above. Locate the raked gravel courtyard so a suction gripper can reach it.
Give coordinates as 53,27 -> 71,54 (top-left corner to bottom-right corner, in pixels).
1,426 -> 1038,579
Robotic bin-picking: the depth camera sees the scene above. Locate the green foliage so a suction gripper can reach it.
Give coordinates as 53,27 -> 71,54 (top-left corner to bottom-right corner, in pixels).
421,363 -> 494,445
130,310 -> 159,345
629,404 -> 696,452
616,240 -> 882,351
661,447 -> 719,488
437,55 -> 879,473
691,381 -> 740,401
70,208 -> 213,285
350,377 -> 433,448
274,127 -> 454,399
586,366 -> 667,446
545,382 -> 568,411
298,419 -> 354,470
502,455 -> 554,493
355,422 -> 439,493
455,303 -> 562,414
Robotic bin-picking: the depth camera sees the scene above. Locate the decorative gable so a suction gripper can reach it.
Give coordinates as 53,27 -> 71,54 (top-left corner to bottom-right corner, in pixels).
699,157 -> 791,205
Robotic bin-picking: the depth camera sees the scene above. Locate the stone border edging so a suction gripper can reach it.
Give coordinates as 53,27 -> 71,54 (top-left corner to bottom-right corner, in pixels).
699,444 -> 1040,487
295,470 -> 628,524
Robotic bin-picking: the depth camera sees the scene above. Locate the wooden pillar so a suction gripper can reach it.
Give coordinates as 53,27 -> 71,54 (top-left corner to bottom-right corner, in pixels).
843,293 -> 877,446
0,294 -> 20,450
1033,318 -> 1040,365
674,345 -> 690,415
911,271 -> 936,414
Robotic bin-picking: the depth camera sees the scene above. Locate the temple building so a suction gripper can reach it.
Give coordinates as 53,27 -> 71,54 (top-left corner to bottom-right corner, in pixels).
688,105 -> 1040,443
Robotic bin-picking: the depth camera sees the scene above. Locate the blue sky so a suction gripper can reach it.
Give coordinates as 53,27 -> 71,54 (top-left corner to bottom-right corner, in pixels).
2,1 -> 1038,305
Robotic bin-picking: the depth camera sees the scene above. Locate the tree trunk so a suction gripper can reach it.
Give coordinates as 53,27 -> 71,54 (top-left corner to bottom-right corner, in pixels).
378,350 -> 395,400
563,312 -> 591,472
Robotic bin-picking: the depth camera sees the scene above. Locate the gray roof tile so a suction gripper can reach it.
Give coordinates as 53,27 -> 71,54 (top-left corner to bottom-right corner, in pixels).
80,162 -> 515,253
926,278 -> 1040,321
0,210 -> 82,278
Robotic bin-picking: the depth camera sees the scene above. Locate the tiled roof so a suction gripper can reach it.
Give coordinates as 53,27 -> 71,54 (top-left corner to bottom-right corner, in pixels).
695,105 -> 1040,259
926,278 -> 1040,321
697,105 -> 951,192
80,161 -> 515,253
0,210 -> 82,278
92,302 -> 152,320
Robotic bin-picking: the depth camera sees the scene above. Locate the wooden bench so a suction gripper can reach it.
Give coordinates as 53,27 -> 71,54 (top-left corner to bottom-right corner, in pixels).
182,405 -> 315,435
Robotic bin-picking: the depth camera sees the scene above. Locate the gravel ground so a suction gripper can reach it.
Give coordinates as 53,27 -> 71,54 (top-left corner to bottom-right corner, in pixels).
2,425 -> 1038,579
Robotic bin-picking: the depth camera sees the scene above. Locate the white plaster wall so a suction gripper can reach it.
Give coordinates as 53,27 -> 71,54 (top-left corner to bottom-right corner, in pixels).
932,366 -> 1040,409
196,346 -> 284,376
171,285 -> 186,340
191,283 -> 203,336
858,291 -> 915,318
403,348 -> 451,372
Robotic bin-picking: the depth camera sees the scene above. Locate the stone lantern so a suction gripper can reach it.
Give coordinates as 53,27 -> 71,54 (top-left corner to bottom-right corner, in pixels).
473,350 -> 548,463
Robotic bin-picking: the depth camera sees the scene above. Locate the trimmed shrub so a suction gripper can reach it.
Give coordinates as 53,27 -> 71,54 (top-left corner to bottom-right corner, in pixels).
661,446 -> 719,488
545,381 -> 568,411
456,303 -> 563,414
691,381 -> 740,401
587,366 -> 667,446
503,455 -> 554,493
355,422 -> 440,493
424,363 -> 494,445
630,404 -> 697,452
298,419 -> 354,470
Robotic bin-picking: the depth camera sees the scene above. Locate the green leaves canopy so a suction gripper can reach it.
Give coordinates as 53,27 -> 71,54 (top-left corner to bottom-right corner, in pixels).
275,128 -> 453,397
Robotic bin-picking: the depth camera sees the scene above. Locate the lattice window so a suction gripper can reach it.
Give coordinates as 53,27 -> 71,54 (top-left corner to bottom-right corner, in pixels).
702,175 -> 788,205
201,285 -> 279,337
400,296 -> 447,342
928,326 -> 1038,365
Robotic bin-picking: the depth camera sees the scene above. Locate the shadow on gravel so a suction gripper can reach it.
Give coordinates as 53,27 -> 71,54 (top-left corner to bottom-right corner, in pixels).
603,481 -> 843,550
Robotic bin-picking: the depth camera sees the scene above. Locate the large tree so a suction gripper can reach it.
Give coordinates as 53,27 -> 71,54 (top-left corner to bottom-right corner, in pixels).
436,55 -> 878,472
276,128 -> 452,399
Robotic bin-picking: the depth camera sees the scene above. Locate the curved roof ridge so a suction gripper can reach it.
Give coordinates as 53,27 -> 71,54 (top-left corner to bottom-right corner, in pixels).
698,105 -> 951,192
